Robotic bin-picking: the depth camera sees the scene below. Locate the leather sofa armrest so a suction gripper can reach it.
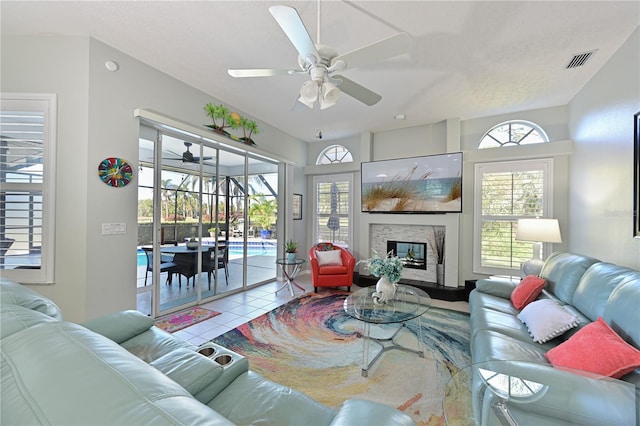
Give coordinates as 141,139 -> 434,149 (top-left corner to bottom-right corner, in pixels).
476,361 -> 636,425
150,348 -> 223,397
82,310 -> 154,344
475,277 -> 518,299
331,399 -> 415,426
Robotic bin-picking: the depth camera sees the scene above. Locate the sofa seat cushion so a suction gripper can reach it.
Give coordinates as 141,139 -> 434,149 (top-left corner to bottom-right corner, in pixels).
317,264 -> 348,275
517,299 -> 580,343
1,321 -> 231,425
471,330 -> 549,364
546,317 -> 640,379
209,371 -> 337,425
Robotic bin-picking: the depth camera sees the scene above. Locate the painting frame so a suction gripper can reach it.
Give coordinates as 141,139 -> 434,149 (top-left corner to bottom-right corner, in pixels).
361,152 -> 463,214
293,193 -> 302,220
634,112 -> 640,238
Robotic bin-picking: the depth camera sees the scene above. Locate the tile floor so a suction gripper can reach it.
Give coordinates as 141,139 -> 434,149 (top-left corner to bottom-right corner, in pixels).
172,272 -> 470,347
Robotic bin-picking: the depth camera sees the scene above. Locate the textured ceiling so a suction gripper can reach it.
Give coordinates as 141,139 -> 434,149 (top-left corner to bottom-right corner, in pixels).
2,1 -> 638,143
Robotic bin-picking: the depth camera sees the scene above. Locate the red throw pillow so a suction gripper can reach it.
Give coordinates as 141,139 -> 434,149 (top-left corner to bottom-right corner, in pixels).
545,317 -> 640,379
510,275 -> 546,309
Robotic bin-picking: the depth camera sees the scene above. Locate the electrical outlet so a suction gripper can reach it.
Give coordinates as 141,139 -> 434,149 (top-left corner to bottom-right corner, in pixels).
102,223 -> 126,235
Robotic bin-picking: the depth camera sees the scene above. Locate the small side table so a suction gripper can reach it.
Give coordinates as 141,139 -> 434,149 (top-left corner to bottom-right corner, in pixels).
275,258 -> 306,297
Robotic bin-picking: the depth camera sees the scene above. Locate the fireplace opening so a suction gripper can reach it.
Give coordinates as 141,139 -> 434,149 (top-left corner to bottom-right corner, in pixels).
387,240 -> 427,270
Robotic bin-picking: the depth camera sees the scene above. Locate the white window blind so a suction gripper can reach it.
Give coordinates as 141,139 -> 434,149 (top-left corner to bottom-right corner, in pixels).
473,159 -> 553,275
0,94 -> 56,283
313,174 -> 352,249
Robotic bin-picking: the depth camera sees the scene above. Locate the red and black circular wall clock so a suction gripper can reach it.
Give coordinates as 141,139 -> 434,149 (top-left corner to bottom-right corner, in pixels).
98,157 -> 133,187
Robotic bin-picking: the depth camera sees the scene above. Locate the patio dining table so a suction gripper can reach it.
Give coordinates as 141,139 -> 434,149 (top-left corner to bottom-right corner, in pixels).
160,243 -> 227,287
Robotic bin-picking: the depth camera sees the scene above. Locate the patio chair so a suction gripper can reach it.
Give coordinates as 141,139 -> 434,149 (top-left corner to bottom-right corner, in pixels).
142,247 -> 180,286
203,245 -> 229,289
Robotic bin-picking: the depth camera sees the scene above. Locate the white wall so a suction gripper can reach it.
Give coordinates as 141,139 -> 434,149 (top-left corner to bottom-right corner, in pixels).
2,36 -> 307,321
568,27 -> 640,269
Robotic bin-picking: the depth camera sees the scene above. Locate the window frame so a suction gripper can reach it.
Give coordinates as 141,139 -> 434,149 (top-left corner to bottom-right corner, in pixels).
0,93 -> 57,284
473,158 -> 554,276
312,173 -> 353,249
316,144 -> 353,165
479,120 -> 549,149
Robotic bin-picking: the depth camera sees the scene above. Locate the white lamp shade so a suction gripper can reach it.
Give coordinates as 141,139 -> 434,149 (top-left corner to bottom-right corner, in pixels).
320,82 -> 340,109
516,218 -> 562,243
299,80 -> 319,104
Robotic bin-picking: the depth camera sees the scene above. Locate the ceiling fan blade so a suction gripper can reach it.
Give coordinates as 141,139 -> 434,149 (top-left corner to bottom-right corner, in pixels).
269,5 -> 319,65
228,68 -> 293,78
331,32 -> 411,71
192,156 -> 214,162
333,75 -> 382,106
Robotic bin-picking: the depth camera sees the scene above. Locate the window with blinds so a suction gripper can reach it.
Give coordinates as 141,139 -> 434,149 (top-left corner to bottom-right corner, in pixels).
473,159 -> 553,275
0,94 -> 56,283
313,174 -> 352,249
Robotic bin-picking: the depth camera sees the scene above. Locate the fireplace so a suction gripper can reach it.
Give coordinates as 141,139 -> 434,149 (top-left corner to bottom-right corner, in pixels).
387,240 -> 427,270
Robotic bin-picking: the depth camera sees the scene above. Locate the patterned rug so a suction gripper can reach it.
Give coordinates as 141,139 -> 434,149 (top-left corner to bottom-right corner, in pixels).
212,292 -> 471,425
155,306 -> 220,333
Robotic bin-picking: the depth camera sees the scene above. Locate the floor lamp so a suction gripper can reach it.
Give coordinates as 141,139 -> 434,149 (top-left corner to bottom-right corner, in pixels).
515,218 -> 562,276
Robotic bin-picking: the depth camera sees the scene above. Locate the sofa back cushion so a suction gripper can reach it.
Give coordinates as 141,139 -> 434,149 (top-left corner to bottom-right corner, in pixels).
1,320 -> 231,425
0,278 -> 63,319
572,263 -> 640,321
539,252 -> 600,304
0,305 -> 58,339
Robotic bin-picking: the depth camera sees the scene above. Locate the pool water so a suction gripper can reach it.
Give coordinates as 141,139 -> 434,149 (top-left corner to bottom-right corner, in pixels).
137,242 -> 277,266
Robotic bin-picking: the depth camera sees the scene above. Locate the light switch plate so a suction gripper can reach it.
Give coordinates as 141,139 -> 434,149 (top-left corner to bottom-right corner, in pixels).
102,223 -> 126,235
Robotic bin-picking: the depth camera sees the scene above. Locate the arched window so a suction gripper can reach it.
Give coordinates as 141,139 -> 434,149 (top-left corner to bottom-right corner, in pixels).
316,145 -> 353,165
479,120 -> 549,149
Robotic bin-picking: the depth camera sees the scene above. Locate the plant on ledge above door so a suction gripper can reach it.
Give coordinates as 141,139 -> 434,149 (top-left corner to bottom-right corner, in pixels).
238,116 -> 259,146
204,102 -> 238,136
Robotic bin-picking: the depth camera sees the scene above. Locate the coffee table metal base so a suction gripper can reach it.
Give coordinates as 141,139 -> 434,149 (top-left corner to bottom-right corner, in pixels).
360,317 -> 424,377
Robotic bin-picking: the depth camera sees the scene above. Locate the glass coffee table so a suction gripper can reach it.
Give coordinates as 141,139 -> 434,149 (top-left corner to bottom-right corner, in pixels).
343,284 -> 431,377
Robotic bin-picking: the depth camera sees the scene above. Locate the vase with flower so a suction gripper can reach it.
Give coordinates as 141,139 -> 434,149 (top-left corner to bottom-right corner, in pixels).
359,251 -> 404,305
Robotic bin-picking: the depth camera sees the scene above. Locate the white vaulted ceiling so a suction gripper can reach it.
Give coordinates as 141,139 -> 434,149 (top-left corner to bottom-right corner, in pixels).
2,1 -> 638,142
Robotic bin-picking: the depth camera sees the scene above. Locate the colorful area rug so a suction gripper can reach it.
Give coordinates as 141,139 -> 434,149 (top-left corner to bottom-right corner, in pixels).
155,306 -> 220,333
212,292 -> 471,425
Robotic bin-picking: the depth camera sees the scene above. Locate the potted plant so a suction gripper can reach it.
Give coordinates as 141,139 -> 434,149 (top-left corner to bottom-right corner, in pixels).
248,195 -> 277,239
238,116 -> 259,145
284,239 -> 298,262
208,226 -> 218,237
203,103 -> 238,136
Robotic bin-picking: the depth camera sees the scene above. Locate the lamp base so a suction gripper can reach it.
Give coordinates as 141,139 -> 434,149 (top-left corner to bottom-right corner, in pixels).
521,258 -> 544,277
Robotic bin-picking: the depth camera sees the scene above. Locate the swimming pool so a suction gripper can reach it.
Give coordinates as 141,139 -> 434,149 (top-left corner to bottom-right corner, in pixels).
137,241 -> 277,266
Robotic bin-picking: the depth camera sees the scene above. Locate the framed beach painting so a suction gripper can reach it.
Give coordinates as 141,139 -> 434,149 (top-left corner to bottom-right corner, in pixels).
634,111 -> 640,238
361,152 -> 463,213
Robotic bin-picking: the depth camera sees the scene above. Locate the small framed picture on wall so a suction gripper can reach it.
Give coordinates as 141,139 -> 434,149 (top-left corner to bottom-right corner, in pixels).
293,193 -> 302,220
634,111 -> 640,238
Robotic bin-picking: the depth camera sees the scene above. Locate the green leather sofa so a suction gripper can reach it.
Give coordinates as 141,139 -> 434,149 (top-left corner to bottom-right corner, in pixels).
0,278 -> 415,425
469,252 -> 640,425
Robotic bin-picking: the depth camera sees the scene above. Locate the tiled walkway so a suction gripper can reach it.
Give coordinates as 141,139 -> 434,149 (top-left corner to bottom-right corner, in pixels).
172,273 -> 470,347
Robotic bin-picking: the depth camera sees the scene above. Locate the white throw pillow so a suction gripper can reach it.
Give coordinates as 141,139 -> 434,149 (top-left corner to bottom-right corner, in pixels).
517,299 -> 580,343
315,249 -> 343,266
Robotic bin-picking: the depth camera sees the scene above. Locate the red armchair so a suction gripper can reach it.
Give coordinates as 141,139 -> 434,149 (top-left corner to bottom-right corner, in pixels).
309,244 -> 355,293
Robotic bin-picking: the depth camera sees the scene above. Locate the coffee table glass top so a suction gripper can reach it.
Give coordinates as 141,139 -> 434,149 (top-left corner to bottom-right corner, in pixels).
344,284 -> 432,324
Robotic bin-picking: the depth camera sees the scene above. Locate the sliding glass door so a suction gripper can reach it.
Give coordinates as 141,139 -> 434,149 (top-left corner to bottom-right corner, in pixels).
137,126 -> 280,317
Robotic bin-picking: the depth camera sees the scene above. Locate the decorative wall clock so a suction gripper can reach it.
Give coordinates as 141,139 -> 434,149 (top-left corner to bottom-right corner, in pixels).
98,157 -> 133,187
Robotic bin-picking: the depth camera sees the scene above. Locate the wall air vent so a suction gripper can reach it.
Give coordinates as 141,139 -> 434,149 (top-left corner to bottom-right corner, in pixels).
566,50 -> 597,69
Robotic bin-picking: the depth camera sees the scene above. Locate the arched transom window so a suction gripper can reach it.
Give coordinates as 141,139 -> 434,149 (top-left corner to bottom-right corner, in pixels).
316,145 -> 353,165
479,120 -> 549,149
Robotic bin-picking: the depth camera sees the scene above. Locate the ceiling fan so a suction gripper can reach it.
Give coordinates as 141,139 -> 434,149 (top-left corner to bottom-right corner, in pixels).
227,4 -> 411,109
163,142 -> 213,164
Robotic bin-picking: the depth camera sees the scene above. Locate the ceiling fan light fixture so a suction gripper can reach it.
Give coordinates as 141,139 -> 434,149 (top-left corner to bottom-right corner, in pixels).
300,80 -> 319,104
320,81 -> 340,109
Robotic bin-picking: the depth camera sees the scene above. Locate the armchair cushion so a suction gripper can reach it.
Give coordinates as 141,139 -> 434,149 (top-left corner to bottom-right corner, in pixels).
315,250 -> 343,266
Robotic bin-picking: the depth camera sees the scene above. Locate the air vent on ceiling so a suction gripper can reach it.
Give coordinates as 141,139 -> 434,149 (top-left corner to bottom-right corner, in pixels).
566,50 -> 597,69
